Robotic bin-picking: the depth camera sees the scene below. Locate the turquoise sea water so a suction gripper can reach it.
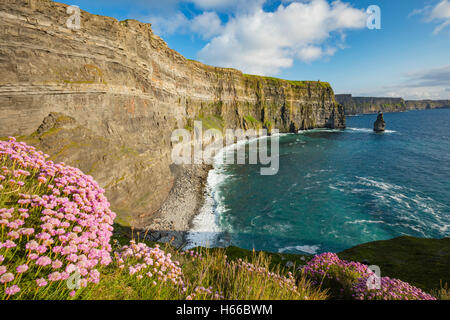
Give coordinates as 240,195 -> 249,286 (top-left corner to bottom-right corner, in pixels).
187,109 -> 450,254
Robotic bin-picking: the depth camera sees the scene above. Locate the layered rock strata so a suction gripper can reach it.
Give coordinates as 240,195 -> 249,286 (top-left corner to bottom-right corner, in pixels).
0,0 -> 345,226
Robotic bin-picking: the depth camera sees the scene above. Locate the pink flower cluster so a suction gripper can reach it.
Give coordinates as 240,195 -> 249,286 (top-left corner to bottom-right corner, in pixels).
0,138 -> 116,297
116,241 -> 184,287
303,253 -> 436,300
352,274 -> 436,300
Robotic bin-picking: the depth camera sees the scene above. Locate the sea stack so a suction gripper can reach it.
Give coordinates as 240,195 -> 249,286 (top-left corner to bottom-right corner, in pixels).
374,112 -> 386,132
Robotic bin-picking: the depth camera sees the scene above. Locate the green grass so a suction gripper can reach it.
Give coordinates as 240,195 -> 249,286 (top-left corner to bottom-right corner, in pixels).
79,240 -> 327,300
196,115 -> 225,132
243,74 -> 331,89
338,236 -> 450,293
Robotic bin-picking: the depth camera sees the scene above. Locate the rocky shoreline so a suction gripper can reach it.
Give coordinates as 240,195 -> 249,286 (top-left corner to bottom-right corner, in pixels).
143,164 -> 212,247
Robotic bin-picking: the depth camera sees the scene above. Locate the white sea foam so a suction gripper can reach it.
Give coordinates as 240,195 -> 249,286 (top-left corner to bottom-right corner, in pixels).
278,245 -> 321,255
185,168 -> 227,249
298,128 -> 344,134
345,220 -> 385,225
329,176 -> 450,237
185,132 -> 286,249
347,127 -> 397,134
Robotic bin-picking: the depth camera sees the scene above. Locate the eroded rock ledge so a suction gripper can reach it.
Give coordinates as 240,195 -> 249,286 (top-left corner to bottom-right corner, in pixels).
0,0 -> 345,226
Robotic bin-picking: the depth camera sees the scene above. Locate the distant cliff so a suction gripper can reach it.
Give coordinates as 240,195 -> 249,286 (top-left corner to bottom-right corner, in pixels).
336,94 -> 450,115
405,100 -> 450,110
0,0 -> 345,226
335,95 -> 407,115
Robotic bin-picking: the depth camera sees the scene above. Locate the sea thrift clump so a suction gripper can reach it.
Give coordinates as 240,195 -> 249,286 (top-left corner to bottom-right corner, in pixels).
116,241 -> 184,288
303,253 -> 436,300
0,138 -> 116,299
351,275 -> 436,300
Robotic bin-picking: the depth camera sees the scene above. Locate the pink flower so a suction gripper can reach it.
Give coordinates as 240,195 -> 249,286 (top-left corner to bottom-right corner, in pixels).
52,260 -> 63,269
48,272 -> 62,281
36,278 -> 47,287
65,264 -> 78,274
0,266 -> 6,275
7,231 -> 20,240
5,285 -> 20,296
38,176 -> 47,184
0,138 -> 116,290
25,240 -> 39,251
36,256 -> 52,267
2,240 -> 16,249
16,264 -> 29,273
20,228 -> 34,236
0,272 -> 14,283
28,253 -> 39,260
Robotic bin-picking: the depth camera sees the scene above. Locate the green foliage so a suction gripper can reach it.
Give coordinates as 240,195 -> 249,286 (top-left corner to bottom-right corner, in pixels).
243,115 -> 258,124
243,74 -> 330,89
196,115 -> 225,131
338,236 -> 450,293
79,245 -> 327,300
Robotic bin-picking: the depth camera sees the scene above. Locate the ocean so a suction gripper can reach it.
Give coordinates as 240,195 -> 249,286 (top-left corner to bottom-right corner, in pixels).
186,109 -> 450,254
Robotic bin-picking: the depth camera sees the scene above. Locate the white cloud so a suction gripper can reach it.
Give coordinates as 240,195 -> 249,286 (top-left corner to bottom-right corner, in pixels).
297,46 -> 323,62
190,12 -> 223,39
146,11 -> 223,40
144,0 -> 366,75
430,0 -> 450,33
197,0 -> 366,75
413,0 -> 450,34
147,12 -> 189,35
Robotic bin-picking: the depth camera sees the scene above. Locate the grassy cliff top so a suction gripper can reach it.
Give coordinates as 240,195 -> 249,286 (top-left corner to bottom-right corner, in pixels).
339,236 -> 450,293
243,74 -> 332,89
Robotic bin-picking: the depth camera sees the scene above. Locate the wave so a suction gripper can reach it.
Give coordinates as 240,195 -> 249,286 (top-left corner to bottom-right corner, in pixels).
345,220 -> 385,225
298,128 -> 345,134
347,127 -> 397,134
329,176 -> 450,238
278,244 -> 321,255
186,132 -> 286,249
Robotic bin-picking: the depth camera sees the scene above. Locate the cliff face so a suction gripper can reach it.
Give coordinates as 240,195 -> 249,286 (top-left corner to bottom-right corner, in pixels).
335,95 -> 407,115
0,0 -> 345,226
336,94 -> 450,115
405,100 -> 450,110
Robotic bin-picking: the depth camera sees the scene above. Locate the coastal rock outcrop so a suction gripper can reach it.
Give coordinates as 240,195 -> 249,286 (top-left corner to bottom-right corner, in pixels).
374,113 -> 386,132
0,0 -> 345,226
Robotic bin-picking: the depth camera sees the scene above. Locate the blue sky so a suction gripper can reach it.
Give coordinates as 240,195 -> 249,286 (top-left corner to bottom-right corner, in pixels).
60,0 -> 450,99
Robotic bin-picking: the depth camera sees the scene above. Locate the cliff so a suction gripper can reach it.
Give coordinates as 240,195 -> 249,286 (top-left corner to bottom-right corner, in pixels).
336,94 -> 450,115
0,0 -> 345,226
335,94 -> 407,115
405,100 -> 450,110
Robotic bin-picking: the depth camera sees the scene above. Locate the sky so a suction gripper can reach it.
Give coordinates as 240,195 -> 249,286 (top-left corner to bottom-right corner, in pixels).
59,0 -> 450,100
